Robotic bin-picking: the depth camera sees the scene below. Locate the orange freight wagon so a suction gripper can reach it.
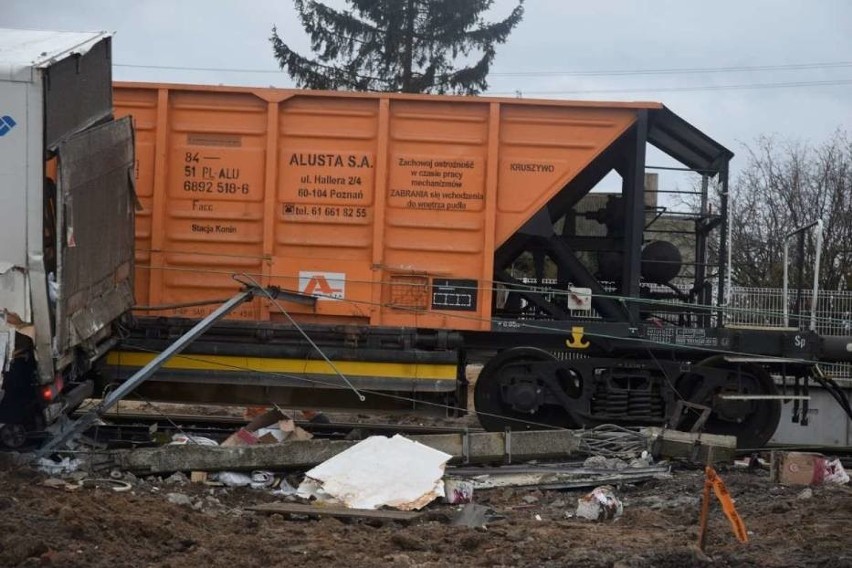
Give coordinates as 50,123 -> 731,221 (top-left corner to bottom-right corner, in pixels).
113,83 -> 664,330
104,82 -> 815,448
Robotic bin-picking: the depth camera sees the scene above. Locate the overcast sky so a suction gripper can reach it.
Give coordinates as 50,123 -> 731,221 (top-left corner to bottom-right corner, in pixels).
2,0 -> 850,188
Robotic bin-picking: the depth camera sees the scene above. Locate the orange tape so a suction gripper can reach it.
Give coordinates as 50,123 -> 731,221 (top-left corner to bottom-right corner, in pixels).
705,466 -> 749,544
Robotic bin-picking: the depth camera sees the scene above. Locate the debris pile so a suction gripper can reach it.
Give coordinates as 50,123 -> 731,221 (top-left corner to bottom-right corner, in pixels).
220,408 -> 313,447
34,412 -> 840,546
575,485 -> 623,521
11,409 -> 852,566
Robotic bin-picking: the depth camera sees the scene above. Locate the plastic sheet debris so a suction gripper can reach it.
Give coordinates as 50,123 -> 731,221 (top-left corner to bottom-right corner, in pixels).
734,455 -> 769,470
575,485 -> 623,521
215,470 -> 276,489
215,471 -> 252,487
298,434 -> 452,510
170,434 -> 219,446
271,478 -> 298,497
255,427 -> 287,443
444,478 -> 474,504
825,458 -> 850,485
37,456 -> 80,475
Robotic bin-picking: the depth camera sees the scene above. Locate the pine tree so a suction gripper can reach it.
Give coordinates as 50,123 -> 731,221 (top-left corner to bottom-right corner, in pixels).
270,0 -> 524,95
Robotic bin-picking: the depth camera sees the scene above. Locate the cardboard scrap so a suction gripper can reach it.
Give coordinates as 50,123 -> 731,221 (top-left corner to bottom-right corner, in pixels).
190,471 -> 208,484
298,434 -> 452,510
771,451 -> 850,486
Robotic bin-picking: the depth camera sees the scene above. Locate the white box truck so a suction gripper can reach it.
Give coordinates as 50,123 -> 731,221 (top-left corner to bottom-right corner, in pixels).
0,29 -> 134,447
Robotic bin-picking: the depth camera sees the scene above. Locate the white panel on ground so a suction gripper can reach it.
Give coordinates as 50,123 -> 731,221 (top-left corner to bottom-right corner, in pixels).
298,434 -> 452,510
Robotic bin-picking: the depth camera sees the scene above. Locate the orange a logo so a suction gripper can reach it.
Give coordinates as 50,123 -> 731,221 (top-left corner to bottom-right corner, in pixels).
304,276 -> 342,296
299,271 -> 345,300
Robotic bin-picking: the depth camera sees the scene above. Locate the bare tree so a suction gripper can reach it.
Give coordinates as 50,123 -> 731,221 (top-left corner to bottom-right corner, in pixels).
727,131 -> 851,290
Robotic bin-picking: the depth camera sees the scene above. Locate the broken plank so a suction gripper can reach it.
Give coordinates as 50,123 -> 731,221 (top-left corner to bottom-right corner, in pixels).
113,430 -> 581,474
247,502 -> 422,522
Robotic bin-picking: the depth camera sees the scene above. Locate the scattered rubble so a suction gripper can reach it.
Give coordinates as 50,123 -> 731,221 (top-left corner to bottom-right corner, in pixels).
166,492 -> 193,506
450,503 -> 503,528
575,485 -> 624,521
220,408 -> 313,447
36,456 -> 81,475
443,477 -> 474,504
2,434 -> 851,566
164,472 -> 189,485
110,425 -> 737,476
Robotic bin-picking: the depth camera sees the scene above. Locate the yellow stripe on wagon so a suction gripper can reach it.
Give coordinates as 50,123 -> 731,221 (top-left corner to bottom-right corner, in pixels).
105,351 -> 459,381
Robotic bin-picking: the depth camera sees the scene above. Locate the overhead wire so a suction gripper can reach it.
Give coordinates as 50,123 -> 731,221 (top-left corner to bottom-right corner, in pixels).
114,61 -> 852,94
115,60 -> 852,78
489,78 -> 852,96
235,273 -> 365,402
488,61 -> 852,77
129,261 -> 852,329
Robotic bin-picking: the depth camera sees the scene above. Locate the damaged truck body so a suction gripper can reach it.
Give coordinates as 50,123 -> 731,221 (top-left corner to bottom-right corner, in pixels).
100,83 -> 852,449
0,30 -> 135,446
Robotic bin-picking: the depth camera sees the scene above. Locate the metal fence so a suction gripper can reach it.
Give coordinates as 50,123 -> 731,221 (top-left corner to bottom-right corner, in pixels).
727,286 -> 852,382
727,286 -> 852,336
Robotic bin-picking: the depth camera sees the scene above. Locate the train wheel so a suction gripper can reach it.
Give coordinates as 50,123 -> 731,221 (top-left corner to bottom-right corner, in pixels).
677,359 -> 781,449
474,347 -> 578,432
